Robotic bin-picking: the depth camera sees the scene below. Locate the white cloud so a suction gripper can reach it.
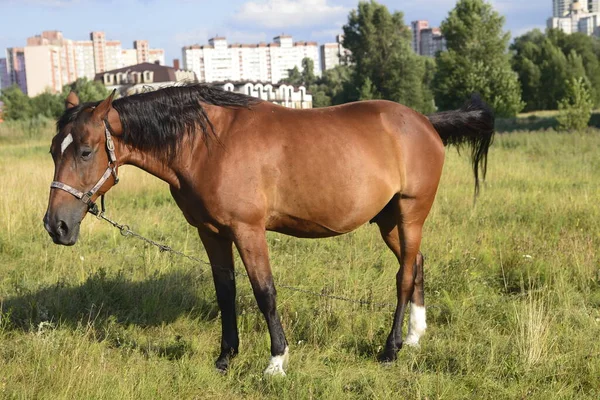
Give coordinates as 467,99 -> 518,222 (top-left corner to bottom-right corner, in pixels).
234,0 -> 349,29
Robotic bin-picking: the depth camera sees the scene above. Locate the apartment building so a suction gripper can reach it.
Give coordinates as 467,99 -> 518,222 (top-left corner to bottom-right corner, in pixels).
183,35 -> 320,84
1,30 -> 165,96
4,47 -> 27,93
411,20 -> 446,57
554,0 -> 599,16
320,34 -> 351,72
548,0 -> 600,35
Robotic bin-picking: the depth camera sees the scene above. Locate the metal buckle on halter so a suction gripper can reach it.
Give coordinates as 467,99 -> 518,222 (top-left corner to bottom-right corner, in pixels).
81,192 -> 92,204
88,201 -> 100,216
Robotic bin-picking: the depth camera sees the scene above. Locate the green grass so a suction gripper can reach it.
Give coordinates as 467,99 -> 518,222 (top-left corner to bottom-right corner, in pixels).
0,122 -> 599,399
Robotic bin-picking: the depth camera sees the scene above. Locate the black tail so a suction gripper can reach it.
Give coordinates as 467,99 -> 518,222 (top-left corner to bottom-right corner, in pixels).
428,94 -> 495,197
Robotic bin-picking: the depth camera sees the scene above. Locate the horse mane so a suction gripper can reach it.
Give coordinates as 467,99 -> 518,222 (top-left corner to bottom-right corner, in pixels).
57,83 -> 261,160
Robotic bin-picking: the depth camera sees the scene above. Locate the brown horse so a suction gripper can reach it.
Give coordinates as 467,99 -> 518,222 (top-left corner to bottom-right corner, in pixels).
44,85 -> 493,376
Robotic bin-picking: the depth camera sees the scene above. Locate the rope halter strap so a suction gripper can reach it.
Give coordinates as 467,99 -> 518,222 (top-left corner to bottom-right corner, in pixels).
50,120 -> 119,216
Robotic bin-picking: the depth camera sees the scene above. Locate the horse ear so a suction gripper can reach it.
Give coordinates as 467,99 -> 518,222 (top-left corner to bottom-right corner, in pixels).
92,90 -> 117,121
65,91 -> 79,109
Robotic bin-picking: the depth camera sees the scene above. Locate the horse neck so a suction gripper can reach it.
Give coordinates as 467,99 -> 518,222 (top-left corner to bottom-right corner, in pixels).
110,101 -> 236,189
115,138 -> 183,189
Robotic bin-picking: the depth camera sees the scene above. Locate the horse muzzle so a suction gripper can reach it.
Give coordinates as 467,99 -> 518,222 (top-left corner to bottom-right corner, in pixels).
44,211 -> 81,246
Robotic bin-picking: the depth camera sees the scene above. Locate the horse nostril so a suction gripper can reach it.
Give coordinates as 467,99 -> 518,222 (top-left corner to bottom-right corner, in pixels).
57,220 -> 69,237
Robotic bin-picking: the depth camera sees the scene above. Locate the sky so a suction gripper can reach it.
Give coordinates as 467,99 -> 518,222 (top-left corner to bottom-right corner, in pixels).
0,0 -> 552,64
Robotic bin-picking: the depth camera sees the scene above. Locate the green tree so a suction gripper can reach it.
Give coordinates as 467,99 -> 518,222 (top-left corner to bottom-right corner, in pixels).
359,77 -> 377,100
308,65 -> 356,108
433,0 -> 523,117
301,58 -> 316,86
62,77 -> 109,103
31,91 -> 63,119
284,66 -> 303,85
556,77 -> 593,131
343,0 -> 434,113
511,29 -> 596,111
0,85 -> 33,120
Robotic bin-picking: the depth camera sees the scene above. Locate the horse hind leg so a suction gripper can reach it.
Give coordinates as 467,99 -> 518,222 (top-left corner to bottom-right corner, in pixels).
375,196 -> 431,361
404,251 -> 426,347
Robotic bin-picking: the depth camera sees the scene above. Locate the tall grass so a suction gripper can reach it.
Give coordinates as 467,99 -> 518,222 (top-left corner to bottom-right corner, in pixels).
0,126 -> 599,399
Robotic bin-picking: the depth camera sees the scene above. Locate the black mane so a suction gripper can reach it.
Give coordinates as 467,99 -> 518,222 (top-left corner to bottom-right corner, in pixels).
57,83 -> 261,159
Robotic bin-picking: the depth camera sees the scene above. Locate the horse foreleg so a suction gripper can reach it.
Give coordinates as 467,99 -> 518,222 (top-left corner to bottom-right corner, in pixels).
232,224 -> 289,376
198,230 -> 239,373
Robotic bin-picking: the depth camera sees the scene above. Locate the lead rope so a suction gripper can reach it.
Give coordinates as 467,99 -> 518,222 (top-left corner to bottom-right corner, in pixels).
93,209 -> 398,310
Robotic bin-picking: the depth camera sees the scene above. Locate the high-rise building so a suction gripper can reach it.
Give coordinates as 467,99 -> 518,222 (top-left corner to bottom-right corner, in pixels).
411,20 -> 429,54
320,34 -> 351,72
148,49 -> 165,65
91,31 -> 107,73
548,0 -> 600,35
5,48 -> 27,94
420,28 -> 446,57
411,21 -> 446,57
121,49 -> 138,67
554,0 -> 599,16
3,30 -> 166,96
0,58 -> 10,90
183,35 -> 320,84
134,40 -> 149,63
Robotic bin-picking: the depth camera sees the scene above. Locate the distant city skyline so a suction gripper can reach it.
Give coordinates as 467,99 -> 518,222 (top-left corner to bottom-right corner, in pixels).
1,0 -> 552,66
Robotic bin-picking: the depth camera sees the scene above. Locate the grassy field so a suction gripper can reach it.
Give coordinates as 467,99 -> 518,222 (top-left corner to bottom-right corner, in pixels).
0,119 -> 599,399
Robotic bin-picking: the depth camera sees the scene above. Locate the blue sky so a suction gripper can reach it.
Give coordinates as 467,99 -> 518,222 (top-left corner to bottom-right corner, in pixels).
0,0 -> 551,64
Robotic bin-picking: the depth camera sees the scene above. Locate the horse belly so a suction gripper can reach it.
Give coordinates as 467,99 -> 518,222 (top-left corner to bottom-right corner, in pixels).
267,164 -> 398,237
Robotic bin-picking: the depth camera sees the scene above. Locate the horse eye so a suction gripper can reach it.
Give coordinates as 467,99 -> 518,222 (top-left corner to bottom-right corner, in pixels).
81,150 -> 92,159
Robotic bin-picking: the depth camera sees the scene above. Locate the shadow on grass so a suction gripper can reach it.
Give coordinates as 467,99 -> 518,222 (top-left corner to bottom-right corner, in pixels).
0,268 -> 219,333
495,110 -> 600,133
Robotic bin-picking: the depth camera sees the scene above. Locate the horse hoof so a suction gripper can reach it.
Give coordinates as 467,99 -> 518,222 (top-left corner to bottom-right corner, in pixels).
215,357 -> 230,374
378,348 -> 398,363
404,336 -> 421,348
264,346 -> 289,377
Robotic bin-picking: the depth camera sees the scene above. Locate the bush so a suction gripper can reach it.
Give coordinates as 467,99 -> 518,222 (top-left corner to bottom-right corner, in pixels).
556,77 -> 593,131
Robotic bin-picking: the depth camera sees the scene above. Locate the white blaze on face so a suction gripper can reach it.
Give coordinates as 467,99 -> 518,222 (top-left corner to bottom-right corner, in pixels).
264,346 -> 289,377
405,304 -> 427,347
60,133 -> 73,155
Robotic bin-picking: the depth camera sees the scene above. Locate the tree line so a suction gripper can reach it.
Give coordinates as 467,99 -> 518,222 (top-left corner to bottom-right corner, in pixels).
2,0 -> 599,127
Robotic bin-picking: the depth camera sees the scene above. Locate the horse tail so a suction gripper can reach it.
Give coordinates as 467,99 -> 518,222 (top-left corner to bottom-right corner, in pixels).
428,94 -> 495,197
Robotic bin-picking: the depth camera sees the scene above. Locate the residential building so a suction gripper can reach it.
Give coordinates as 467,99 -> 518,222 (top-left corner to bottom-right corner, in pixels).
3,30 -> 166,96
420,28 -> 446,57
554,0 -> 599,16
148,49 -> 165,65
121,49 -> 138,68
320,34 -> 351,72
411,21 -> 446,57
23,45 -> 65,96
91,31 -> 107,73
94,62 -> 196,95
222,81 -> 312,109
74,41 -> 95,80
183,35 -> 320,84
134,40 -> 149,63
0,58 -> 9,90
548,0 -> 600,35
5,47 -> 27,93
411,20 -> 429,54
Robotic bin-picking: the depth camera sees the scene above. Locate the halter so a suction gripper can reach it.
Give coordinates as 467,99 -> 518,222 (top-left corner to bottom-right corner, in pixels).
50,120 -> 119,216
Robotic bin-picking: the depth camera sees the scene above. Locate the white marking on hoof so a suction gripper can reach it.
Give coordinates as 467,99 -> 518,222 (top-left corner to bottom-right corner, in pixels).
405,304 -> 427,347
61,133 -> 73,155
264,346 -> 289,377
